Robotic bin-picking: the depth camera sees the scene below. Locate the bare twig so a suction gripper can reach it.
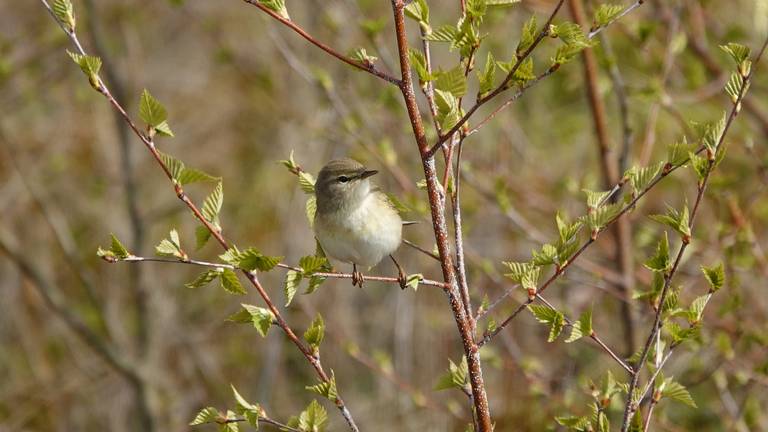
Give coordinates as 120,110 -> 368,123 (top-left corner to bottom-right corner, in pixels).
241,0 -> 400,86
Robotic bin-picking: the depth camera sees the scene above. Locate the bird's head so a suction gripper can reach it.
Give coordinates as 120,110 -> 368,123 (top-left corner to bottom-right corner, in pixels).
315,158 -> 378,212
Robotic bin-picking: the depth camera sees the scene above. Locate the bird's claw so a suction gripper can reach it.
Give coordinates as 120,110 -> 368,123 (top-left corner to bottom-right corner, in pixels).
397,268 -> 407,290
352,265 -> 364,288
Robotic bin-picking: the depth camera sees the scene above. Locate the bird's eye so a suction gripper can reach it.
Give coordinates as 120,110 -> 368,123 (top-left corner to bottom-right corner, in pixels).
337,175 -> 350,183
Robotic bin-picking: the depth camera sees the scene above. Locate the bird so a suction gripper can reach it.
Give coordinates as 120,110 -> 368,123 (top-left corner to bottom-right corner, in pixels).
313,158 -> 406,288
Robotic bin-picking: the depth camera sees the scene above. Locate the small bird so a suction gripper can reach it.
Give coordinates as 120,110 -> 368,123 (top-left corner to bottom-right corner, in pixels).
314,158 -> 406,288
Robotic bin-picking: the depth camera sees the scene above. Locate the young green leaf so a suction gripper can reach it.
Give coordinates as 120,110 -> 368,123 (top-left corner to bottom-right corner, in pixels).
516,15 -> 537,56
424,25 -> 459,43
531,243 -> 558,266
565,307 -> 593,343
625,162 -> 663,195
434,357 -> 469,391
202,181 -> 224,229
350,48 -> 378,65
176,167 -> 219,185
97,233 -> 131,260
555,415 -> 591,429
189,407 -> 220,425
297,400 -> 327,432
67,51 -> 101,88
406,273 -> 423,291
155,229 -> 185,259
52,0 -> 76,31
220,268 -> 246,295
257,0 -> 289,19
720,43 -> 751,66
649,204 -> 691,239
434,89 -> 461,130
284,270 -> 302,307
644,232 -> 671,273
139,89 -> 169,129
582,188 -> 612,209
667,137 -> 693,166
701,262 -> 725,292
306,371 -> 338,401
434,66 -> 468,97
404,0 -> 430,31
528,304 -> 565,342
220,247 -> 281,272
687,294 -> 710,324
185,269 -> 221,289
477,51 -> 497,96
229,304 -> 274,337
304,314 -> 325,353
409,49 -> 433,83
231,385 -> 262,428
661,379 -> 697,407
688,150 -> 710,181
591,4 -> 623,31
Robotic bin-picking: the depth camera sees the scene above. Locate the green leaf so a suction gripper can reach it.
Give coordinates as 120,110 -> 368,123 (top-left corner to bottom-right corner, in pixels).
502,261 -> 534,282
625,162 -> 663,194
220,247 -> 281,272
477,52 -> 497,96
176,167 -> 218,185
532,243 -> 558,266
139,89 -> 168,128
434,89 -> 461,130
257,0 -> 289,19
661,379 -> 697,407
220,268 -> 246,295
190,406 -> 220,425
511,57 -> 535,84
720,43 -> 751,65
701,112 -> 727,154
566,307 -> 593,343
689,151 -> 710,181
299,255 -> 330,274
185,269 -> 221,289
556,212 -> 581,243
306,371 -> 338,401
155,229 -> 185,259
434,357 -> 469,391
644,232 -> 671,272
687,294 -> 710,324
157,151 -> 184,182
667,137 -> 693,166
304,314 -> 325,353
98,233 -> 131,260
349,47 -> 378,65
154,121 -> 174,137
195,225 -> 212,250
528,304 -> 565,342
466,0 -> 487,20
582,188 -> 612,209
202,181 -> 224,228
597,411 -> 610,432
516,15 -> 537,55
230,304 -> 274,337
405,0 -> 430,33
298,400 -> 327,432
592,4 -> 623,30
649,204 -> 691,239
555,415 -> 591,430
424,25 -> 459,43
581,202 -> 621,233
434,66 -> 468,97
52,0 -> 76,31
298,171 -> 316,194
550,22 -> 593,65
701,262 -> 725,292
284,270 -> 302,307
406,273 -> 423,291
231,385 -> 261,428
725,71 -> 745,103
409,49 -> 433,83
67,50 -> 101,87
306,195 -> 317,228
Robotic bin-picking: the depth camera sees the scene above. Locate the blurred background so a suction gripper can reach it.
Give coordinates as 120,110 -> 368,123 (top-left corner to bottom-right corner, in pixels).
1,0 -> 768,430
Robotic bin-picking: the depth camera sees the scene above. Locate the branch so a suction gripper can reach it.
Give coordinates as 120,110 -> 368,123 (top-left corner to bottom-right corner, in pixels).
389,1 -> 492,430
619,35 -> 768,432
426,0 -> 647,156
38,1 -> 359,430
108,255 -> 448,288
241,0 -> 401,86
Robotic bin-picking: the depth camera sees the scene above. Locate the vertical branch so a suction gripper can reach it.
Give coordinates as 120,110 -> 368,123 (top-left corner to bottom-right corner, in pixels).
568,0 -> 636,354
389,2 -> 492,430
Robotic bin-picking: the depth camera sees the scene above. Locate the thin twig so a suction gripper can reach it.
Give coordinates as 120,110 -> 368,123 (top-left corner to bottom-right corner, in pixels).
241,0 -> 400,86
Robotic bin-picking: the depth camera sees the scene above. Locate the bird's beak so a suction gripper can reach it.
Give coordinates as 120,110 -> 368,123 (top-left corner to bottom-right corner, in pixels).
359,169 -> 378,180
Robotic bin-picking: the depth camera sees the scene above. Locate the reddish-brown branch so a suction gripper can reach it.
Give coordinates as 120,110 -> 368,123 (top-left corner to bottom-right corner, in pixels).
390,1 -> 492,430
241,0 -> 400,86
568,0 -> 636,356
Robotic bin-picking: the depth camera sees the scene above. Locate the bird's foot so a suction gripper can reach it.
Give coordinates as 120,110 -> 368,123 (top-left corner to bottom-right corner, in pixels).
352,264 -> 364,288
390,254 -> 408,290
